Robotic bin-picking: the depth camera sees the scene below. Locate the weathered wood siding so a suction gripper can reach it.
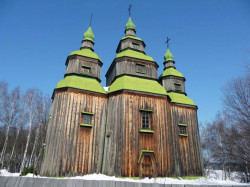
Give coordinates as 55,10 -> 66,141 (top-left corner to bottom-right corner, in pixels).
106,58 -> 158,86
65,56 -> 101,80
162,77 -> 185,93
40,89 -> 107,177
169,104 -> 204,176
117,38 -> 145,53
102,91 -> 174,177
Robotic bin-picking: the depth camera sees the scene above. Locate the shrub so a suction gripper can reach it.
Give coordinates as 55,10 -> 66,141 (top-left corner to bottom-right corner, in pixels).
20,166 -> 37,176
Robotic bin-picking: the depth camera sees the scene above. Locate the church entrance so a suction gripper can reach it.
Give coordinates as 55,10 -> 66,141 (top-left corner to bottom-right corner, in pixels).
138,151 -> 157,178
142,155 -> 153,178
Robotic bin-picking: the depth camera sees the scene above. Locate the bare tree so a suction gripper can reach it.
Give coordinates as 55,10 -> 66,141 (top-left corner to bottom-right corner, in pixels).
223,74 -> 250,182
20,89 -> 37,173
0,87 -> 20,169
7,95 -> 28,171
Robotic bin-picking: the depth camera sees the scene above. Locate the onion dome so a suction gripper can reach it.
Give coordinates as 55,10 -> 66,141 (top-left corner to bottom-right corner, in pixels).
164,49 -> 174,61
83,26 -> 95,42
126,17 -> 136,30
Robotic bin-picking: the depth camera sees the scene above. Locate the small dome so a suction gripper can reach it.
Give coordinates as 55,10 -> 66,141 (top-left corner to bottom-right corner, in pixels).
125,17 -> 136,30
164,49 -> 174,61
83,26 -> 95,42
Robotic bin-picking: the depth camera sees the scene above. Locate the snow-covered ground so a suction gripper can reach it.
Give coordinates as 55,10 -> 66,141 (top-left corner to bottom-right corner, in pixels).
206,169 -> 247,183
0,169 -> 249,185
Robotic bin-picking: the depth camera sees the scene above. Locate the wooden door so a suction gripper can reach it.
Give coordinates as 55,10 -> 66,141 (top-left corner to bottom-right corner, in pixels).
142,156 -> 153,178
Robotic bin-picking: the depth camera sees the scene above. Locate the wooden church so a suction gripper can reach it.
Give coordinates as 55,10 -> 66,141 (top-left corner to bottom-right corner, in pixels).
40,15 -> 204,178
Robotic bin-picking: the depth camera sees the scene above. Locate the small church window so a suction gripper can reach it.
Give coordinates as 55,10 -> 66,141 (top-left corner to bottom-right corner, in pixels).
132,42 -> 139,50
174,83 -> 181,91
142,111 -> 150,128
80,111 -> 94,127
137,64 -> 145,74
179,126 -> 186,134
83,115 -> 90,124
82,65 -> 91,74
82,67 -> 90,74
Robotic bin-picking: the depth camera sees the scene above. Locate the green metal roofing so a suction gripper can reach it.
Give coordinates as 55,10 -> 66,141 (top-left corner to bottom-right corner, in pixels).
160,68 -> 184,78
109,75 -> 167,95
121,35 -> 142,41
116,49 -> 154,62
126,17 -> 136,30
168,92 -> 196,106
83,26 -> 95,42
56,75 -> 107,94
164,48 -> 174,61
69,48 -> 101,61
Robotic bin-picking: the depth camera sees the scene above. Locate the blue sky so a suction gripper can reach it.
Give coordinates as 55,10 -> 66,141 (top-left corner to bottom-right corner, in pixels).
0,0 -> 249,123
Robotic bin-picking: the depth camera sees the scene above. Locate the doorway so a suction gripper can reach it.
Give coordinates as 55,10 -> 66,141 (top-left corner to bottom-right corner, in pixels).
138,152 -> 157,178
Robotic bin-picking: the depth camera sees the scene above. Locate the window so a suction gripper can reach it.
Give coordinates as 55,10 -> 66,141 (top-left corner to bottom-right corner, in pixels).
142,111 -> 149,129
132,42 -> 139,50
82,67 -> 90,74
80,111 -> 94,128
174,83 -> 181,91
83,115 -> 90,124
178,124 -> 188,136
136,64 -> 145,74
82,65 -> 91,74
179,126 -> 186,134
137,65 -> 143,72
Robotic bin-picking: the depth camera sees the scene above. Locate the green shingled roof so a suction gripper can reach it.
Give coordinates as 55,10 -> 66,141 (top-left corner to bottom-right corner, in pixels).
69,48 -> 101,61
126,17 -> 135,30
109,75 -> 167,95
116,49 -> 154,62
160,68 -> 184,78
121,35 -> 142,41
168,92 -> 196,106
56,75 -> 107,94
83,26 -> 95,42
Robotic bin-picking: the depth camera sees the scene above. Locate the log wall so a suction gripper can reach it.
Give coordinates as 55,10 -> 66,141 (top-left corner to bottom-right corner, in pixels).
40,89 -> 107,177
102,91 -> 174,177
106,58 -> 158,86
169,104 -> 204,176
65,56 -> 101,80
118,38 -> 145,53
161,77 -> 186,93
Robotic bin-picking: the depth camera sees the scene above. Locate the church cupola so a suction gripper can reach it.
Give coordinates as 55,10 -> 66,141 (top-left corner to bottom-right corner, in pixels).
159,43 -> 186,95
55,17 -> 106,95
159,39 -> 196,106
81,26 -> 95,51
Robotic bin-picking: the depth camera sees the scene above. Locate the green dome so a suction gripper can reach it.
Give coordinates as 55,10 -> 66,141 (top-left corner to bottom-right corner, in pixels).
83,26 -> 95,42
164,49 -> 174,61
126,17 -> 136,30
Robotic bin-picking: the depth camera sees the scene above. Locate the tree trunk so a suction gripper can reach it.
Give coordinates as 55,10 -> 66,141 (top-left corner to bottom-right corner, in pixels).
7,102 -> 27,171
0,92 -> 17,169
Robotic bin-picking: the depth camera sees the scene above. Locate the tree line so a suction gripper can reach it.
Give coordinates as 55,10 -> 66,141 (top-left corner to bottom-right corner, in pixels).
200,64 -> 250,182
0,82 -> 51,173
